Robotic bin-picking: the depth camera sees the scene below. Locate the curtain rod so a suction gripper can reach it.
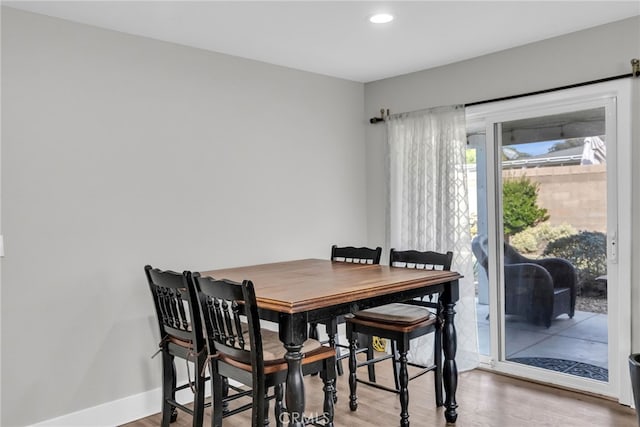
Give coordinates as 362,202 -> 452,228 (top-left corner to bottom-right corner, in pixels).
369,58 -> 639,124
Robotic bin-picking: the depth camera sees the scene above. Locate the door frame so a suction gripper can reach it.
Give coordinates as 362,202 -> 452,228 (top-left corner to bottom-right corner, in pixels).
466,78 -> 632,403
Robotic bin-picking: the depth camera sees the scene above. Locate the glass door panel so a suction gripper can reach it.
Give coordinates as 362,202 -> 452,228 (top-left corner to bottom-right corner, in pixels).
497,108 -> 609,383
468,80 -> 632,402
467,134 -> 491,357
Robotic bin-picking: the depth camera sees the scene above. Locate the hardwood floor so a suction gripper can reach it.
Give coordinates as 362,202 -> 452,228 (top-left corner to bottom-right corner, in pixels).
123,361 -> 637,426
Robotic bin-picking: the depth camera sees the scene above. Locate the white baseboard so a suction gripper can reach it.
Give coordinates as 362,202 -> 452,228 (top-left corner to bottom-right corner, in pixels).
29,385 -> 214,427
28,326 -> 346,426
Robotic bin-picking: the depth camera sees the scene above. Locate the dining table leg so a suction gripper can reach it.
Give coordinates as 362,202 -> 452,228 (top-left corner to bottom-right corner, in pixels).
279,312 -> 307,427
442,279 -> 460,423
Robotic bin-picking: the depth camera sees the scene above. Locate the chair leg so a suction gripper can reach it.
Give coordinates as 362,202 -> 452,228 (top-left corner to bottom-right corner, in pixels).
309,322 -> 321,377
391,341 -> 401,392
274,384 -> 285,427
434,324 -> 444,407
324,326 -> 340,403
348,330 -> 358,411
398,350 -> 410,427
222,377 -> 229,413
334,333 -> 344,376
212,371 -> 224,427
309,322 -> 319,340
161,352 -> 177,427
363,334 -> 376,382
252,378 -> 266,427
321,359 -> 336,427
192,358 -> 206,427
264,391 -> 271,426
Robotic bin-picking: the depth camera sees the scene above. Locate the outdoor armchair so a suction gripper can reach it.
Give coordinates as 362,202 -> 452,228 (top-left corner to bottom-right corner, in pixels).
472,235 -> 577,328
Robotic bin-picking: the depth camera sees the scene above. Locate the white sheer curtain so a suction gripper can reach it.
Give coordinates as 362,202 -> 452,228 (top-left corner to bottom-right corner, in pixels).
386,105 -> 479,372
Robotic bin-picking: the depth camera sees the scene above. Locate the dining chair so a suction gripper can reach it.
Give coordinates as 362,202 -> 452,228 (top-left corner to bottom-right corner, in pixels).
345,249 -> 453,427
144,265 -> 209,427
191,273 -> 336,427
309,245 -> 382,379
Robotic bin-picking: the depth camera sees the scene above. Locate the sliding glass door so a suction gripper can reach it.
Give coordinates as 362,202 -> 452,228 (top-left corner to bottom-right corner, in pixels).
466,79 -> 632,402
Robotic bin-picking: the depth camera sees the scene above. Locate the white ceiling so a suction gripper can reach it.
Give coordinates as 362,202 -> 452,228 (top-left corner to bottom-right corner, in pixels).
4,1 -> 640,82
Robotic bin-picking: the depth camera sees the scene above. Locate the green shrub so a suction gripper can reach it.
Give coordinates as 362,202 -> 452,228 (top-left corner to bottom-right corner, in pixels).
510,232 -> 538,254
510,223 -> 577,255
503,177 -> 549,238
543,231 -> 607,296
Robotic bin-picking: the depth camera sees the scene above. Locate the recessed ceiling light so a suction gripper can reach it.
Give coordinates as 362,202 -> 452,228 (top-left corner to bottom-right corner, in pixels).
369,13 -> 394,24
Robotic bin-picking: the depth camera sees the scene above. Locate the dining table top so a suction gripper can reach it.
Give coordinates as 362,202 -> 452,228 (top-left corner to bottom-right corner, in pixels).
199,258 -> 461,314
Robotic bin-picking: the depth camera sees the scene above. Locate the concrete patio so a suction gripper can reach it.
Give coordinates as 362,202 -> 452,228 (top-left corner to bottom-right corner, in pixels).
476,302 -> 609,373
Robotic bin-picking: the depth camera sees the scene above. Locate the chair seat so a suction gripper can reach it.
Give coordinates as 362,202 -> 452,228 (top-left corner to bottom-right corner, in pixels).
220,339 -> 334,375
354,303 -> 434,325
168,336 -> 193,349
258,328 -> 323,363
220,324 -> 324,363
217,327 -> 326,371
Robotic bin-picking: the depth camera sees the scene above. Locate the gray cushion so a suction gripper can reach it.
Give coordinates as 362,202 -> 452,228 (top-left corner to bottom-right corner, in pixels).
354,303 -> 433,325
259,328 -> 322,362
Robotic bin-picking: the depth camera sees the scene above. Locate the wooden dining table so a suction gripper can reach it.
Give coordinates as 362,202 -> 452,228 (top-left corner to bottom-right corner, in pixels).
201,258 -> 462,426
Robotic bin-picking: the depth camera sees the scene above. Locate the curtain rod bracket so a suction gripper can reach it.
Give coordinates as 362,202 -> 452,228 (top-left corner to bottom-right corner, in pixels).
369,108 -> 390,124
632,58 -> 640,78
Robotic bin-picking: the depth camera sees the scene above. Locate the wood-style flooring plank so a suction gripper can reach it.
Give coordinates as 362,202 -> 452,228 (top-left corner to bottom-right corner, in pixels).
122,361 -> 637,427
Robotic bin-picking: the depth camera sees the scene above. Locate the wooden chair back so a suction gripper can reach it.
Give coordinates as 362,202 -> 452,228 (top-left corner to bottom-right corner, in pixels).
389,248 -> 453,311
190,274 -> 265,373
144,265 -> 204,351
331,245 -> 382,264
389,249 -> 453,271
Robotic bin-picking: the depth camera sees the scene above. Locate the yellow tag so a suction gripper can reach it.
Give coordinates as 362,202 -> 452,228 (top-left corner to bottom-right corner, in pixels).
372,336 -> 387,352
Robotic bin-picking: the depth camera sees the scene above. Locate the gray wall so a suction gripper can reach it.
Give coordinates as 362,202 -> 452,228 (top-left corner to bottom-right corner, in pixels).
1,8 -> 366,426
364,15 -> 640,361
2,6 -> 639,426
